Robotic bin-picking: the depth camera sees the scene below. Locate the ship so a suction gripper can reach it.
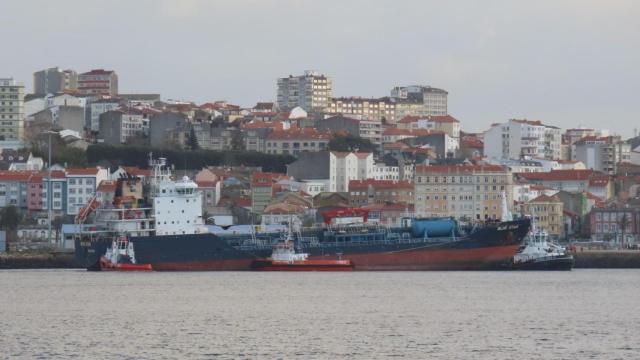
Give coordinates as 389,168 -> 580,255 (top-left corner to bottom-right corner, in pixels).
74,156 -> 531,271
506,229 -> 574,271
250,225 -> 354,271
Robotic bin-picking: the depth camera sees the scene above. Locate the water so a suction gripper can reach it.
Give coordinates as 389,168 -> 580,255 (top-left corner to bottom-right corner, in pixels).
1,270 -> 639,359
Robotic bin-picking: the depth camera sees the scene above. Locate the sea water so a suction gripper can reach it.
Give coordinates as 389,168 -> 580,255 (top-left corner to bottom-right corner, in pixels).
1,270 -> 639,359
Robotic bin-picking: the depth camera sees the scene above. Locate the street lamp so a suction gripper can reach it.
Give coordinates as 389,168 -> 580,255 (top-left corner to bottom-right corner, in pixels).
44,130 -> 59,247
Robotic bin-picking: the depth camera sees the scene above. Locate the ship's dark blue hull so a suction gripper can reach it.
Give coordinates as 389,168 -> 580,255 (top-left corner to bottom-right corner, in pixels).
75,219 -> 531,271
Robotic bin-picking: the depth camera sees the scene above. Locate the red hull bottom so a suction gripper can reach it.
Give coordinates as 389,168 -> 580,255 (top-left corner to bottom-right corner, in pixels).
150,245 -> 521,271
100,257 -> 153,272
251,259 -> 354,271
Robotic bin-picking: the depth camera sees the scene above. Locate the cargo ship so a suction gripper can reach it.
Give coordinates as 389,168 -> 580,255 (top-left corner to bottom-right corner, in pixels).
74,157 -> 531,271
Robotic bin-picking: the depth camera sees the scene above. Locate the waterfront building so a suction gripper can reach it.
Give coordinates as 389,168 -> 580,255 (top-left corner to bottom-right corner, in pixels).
590,205 -> 640,244
65,167 -> 109,216
519,194 -> 564,238
349,179 -> 413,206
286,151 -> 374,193
414,164 -> 512,220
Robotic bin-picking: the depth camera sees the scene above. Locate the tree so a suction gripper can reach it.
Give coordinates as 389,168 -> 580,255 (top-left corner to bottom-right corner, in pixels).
0,206 -> 20,231
619,212 -> 630,248
230,129 -> 244,151
328,134 -> 377,153
187,127 -> 200,150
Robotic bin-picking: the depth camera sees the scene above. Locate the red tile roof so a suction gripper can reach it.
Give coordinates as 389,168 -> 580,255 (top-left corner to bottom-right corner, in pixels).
398,115 -> 459,124
80,69 -> 115,75
266,128 -> 332,140
251,172 -> 273,187
529,194 -> 561,203
516,169 -> 596,181
349,179 -> 413,190
0,171 -> 36,181
66,168 -> 103,176
97,180 -> 117,192
416,164 -> 506,173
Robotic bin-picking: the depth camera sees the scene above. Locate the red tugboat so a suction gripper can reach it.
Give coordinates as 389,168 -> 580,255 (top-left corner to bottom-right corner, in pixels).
251,226 -> 354,271
97,236 -> 152,272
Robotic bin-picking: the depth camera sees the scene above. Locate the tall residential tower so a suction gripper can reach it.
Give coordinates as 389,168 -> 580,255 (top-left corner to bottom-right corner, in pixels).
0,78 -> 25,146
276,70 -> 332,112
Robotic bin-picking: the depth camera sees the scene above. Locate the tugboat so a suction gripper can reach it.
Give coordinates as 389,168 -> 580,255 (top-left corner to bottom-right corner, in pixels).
508,229 -> 574,271
251,225 -> 354,271
96,236 -> 153,272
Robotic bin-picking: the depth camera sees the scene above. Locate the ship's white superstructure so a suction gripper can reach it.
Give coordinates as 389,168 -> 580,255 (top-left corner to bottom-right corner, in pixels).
149,157 -> 207,236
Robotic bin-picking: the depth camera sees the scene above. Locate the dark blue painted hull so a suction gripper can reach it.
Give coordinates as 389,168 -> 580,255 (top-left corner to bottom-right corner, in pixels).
75,219 -> 531,271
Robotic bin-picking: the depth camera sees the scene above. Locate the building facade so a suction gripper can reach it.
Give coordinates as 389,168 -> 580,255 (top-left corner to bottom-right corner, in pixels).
390,85 -> 448,116
77,69 -> 118,96
276,70 -> 332,112
0,78 -> 25,145
572,136 -> 631,175
349,179 -> 413,206
484,119 -> 561,160
65,167 -> 109,215
33,67 -> 78,95
520,194 -> 564,238
326,97 -> 397,123
414,164 -> 512,220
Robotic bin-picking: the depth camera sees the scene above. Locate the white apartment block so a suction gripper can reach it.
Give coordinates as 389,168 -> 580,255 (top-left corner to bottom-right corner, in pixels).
277,70 -> 332,112
0,78 -> 25,146
484,119 -> 561,161
329,152 -> 373,192
65,167 -> 109,215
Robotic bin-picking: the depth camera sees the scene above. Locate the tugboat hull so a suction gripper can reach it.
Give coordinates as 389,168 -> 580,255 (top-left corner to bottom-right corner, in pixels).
508,255 -> 574,271
251,259 -> 354,271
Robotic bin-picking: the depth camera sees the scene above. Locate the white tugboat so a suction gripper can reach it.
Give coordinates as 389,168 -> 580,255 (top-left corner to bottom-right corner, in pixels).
509,225 -> 574,271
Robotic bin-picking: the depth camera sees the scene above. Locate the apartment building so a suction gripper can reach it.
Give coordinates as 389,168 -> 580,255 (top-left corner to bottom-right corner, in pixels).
286,151 -> 374,193
390,85 -> 448,116
265,128 -> 332,156
515,169 -> 614,200
78,69 -> 118,96
414,164 -> 512,220
572,136 -> 631,175
326,97 -> 397,123
520,194 -> 564,238
276,70 -> 332,112
65,167 -> 109,215
33,67 -> 78,95
484,119 -> 561,160
316,115 -> 383,146
99,109 -> 147,144
349,179 -> 413,206
590,206 -> 640,243
89,98 -> 122,132
0,78 -> 25,146
251,172 -> 273,215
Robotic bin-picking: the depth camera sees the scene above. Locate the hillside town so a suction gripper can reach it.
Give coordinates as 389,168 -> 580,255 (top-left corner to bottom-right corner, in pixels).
1,68 -> 640,251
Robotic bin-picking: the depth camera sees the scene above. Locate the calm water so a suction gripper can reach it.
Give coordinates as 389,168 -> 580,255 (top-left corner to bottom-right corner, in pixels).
1,270 -> 639,359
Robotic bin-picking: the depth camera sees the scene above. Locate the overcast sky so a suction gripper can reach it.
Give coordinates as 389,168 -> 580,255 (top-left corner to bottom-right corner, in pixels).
1,0 -> 638,136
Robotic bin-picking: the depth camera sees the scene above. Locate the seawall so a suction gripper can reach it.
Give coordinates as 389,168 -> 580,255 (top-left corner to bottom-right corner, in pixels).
573,250 -> 640,269
0,252 -> 81,269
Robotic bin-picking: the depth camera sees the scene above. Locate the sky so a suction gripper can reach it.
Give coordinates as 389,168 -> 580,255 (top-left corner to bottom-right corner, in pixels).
1,0 -> 639,136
